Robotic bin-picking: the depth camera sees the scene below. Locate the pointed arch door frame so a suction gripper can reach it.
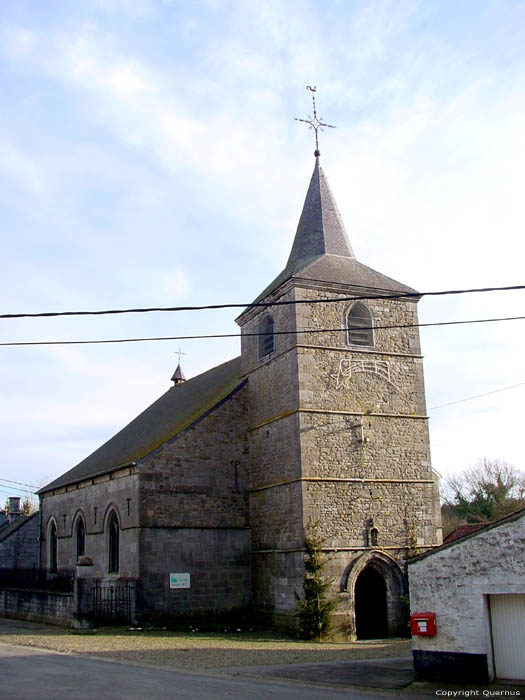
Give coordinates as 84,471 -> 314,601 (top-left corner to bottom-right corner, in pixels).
342,550 -> 408,639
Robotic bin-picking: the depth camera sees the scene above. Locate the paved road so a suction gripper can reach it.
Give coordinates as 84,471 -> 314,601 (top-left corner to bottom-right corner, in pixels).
0,642 -> 403,700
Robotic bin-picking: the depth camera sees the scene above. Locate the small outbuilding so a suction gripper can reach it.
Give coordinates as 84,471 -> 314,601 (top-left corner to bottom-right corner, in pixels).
0,498 -> 39,570
408,506 -> 525,683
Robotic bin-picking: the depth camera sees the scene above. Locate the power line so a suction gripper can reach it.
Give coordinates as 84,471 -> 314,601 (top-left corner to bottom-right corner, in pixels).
0,483 -> 35,495
1,314 -> 525,347
429,382 -> 525,411
2,284 -> 525,320
0,477 -> 38,489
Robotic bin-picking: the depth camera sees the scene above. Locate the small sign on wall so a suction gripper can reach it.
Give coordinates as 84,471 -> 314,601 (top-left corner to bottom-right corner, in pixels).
169,573 -> 190,589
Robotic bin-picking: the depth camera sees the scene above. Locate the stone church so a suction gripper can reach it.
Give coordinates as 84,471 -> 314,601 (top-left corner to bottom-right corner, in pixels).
38,155 -> 442,638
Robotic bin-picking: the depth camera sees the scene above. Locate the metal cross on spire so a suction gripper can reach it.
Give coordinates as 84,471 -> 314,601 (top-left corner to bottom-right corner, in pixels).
175,347 -> 185,363
295,85 -> 336,157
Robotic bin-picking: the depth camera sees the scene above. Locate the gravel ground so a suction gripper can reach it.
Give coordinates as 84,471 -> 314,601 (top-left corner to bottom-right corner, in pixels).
0,620 -> 411,671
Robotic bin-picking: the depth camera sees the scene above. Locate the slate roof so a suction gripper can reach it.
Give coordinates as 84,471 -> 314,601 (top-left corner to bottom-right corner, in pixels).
40,356 -> 244,493
171,362 -> 186,383
245,157 -> 416,309
0,512 -> 38,543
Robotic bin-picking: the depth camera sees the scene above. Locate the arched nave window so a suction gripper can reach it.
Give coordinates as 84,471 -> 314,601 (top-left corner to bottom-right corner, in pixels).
48,520 -> 58,574
107,511 -> 120,574
75,515 -> 86,561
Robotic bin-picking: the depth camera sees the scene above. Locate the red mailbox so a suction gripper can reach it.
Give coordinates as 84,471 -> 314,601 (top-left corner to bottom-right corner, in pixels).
410,612 -> 436,636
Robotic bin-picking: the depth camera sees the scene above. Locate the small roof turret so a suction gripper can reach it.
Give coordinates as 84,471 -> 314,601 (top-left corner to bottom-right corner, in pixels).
171,362 -> 186,386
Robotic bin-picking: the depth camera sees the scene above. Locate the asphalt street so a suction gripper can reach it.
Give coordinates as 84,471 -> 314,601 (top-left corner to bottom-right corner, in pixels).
0,641 -> 402,700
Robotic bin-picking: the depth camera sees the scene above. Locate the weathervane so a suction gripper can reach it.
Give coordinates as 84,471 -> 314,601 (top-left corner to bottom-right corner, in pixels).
295,85 -> 336,157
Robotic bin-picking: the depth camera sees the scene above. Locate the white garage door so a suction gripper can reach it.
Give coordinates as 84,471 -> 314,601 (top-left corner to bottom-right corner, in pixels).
490,594 -> 525,680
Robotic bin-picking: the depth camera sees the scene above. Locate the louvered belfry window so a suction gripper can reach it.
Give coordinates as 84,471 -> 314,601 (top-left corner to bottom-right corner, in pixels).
347,302 -> 374,346
258,315 -> 275,358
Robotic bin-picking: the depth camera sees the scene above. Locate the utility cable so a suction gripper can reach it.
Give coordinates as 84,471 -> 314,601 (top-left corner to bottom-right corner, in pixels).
0,483 -> 36,495
1,284 -> 525,320
429,382 -> 525,411
1,314 -> 525,347
0,477 -> 38,489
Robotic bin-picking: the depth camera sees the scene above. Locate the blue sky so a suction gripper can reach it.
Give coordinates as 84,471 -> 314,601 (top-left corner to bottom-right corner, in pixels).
1,0 -> 524,501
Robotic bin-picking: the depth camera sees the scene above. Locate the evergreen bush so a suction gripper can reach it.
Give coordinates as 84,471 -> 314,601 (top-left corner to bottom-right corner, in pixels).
295,521 -> 337,640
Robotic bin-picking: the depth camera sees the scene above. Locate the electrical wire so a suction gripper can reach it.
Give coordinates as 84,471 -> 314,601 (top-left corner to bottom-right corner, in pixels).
429,382 -> 525,411
0,483 -> 36,495
0,477 -> 38,489
1,314 -> 525,347
1,284 -> 525,320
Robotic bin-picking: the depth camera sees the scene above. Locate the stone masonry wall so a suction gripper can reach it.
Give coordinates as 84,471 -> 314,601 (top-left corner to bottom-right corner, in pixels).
40,471 -> 140,579
0,588 -> 72,626
239,280 -> 441,625
295,288 -> 439,551
239,286 -> 306,613
138,527 -> 251,617
138,384 -> 249,529
136,385 -> 251,616
304,480 -> 439,551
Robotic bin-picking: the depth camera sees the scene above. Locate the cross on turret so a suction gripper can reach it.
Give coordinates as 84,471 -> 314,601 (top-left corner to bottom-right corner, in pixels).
171,347 -> 186,386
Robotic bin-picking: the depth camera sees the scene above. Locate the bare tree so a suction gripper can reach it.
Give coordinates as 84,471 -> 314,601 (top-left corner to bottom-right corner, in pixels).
21,497 -> 38,515
442,459 -> 525,532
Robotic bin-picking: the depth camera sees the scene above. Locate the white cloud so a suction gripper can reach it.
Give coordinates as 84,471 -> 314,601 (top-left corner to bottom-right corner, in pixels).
1,0 -> 525,488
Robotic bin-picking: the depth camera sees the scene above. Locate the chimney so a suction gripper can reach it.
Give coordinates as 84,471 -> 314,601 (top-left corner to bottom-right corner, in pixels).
8,497 -> 21,523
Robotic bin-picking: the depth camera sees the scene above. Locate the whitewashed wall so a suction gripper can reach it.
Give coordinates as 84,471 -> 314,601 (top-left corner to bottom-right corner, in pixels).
408,510 -> 525,681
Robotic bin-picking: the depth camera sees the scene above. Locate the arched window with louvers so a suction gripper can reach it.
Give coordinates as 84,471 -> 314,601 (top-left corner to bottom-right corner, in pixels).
258,314 -> 275,358
347,302 -> 374,347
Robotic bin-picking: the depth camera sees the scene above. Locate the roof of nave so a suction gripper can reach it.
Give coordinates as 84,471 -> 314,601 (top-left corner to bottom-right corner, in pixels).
241,157 -> 417,314
39,356 -> 244,494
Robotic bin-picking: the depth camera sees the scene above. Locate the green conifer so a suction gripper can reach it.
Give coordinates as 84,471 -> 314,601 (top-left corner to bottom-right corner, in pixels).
295,522 -> 337,640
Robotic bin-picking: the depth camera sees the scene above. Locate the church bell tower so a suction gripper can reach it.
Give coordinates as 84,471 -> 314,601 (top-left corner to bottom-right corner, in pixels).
236,154 -> 442,639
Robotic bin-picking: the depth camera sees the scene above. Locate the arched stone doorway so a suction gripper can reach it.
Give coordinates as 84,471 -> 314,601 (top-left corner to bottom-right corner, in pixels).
355,566 -> 388,639
343,550 -> 407,640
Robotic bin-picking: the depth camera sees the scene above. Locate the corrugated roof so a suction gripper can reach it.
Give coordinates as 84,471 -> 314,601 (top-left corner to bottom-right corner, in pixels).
40,356 -> 244,493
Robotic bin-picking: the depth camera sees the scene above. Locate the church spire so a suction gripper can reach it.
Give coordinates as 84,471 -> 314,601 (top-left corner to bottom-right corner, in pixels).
237,96 -> 417,316
285,156 -> 355,276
